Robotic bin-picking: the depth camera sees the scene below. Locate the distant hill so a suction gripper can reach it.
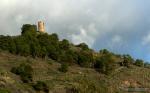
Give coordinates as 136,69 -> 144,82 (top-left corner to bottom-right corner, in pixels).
0,24 -> 150,93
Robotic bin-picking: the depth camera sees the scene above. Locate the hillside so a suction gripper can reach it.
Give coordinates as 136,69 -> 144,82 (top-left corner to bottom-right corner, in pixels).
0,24 -> 150,93
0,52 -> 150,93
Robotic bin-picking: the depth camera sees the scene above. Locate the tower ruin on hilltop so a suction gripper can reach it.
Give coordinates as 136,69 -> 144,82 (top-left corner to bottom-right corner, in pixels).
38,21 -> 45,33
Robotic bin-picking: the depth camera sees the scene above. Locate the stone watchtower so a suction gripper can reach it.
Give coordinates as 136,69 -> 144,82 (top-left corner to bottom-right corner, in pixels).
38,21 -> 45,33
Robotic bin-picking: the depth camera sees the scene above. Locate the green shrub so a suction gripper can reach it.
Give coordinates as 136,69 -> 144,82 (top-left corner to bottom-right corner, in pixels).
59,39 -> 70,50
59,50 -> 78,65
144,62 -> 150,68
59,63 -> 68,73
94,54 -> 116,74
134,59 -> 144,67
76,43 -> 89,50
77,51 -> 93,68
99,49 -> 110,55
33,81 -> 49,92
0,88 -> 11,93
121,54 -> 134,68
11,63 -> 33,83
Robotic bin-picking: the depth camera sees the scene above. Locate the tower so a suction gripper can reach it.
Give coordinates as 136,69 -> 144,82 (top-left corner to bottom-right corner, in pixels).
38,21 -> 45,33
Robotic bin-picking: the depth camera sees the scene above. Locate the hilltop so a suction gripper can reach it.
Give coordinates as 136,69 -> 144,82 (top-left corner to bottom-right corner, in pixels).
0,24 -> 150,93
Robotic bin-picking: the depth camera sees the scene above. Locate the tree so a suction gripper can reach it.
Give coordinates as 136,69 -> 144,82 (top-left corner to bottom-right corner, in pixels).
76,43 -> 89,50
40,47 -> 47,58
15,36 -> 30,56
47,45 -> 59,60
59,50 -> 78,65
49,33 -> 59,42
134,59 -> 144,67
37,33 -> 50,47
0,36 -> 11,51
94,58 -> 106,73
0,36 -> 16,54
94,54 -> 116,74
30,41 -> 41,57
59,63 -> 69,73
99,49 -> 110,55
122,54 -> 134,67
78,51 -> 93,67
11,63 -> 33,83
144,62 -> 150,68
8,38 -> 16,54
33,81 -> 49,92
21,24 -> 37,36
59,39 -> 70,50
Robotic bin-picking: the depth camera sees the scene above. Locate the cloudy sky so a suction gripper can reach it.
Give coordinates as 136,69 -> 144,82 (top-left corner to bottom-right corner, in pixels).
0,0 -> 150,62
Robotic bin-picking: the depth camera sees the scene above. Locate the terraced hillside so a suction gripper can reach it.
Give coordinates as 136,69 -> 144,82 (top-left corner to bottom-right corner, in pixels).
0,52 -> 150,93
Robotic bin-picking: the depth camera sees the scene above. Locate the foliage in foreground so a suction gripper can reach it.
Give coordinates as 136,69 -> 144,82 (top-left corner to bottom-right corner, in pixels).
0,88 -> 11,93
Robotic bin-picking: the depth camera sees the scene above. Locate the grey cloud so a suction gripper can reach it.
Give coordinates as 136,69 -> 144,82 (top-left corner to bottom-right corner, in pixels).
0,0 -> 150,61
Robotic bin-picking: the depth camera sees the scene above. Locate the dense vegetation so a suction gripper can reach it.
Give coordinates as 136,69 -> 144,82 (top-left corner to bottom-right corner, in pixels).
0,24 -> 149,73
0,24 -> 150,92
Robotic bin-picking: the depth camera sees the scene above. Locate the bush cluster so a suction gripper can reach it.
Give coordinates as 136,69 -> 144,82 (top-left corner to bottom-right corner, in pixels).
134,59 -> 144,67
33,81 -> 49,93
11,63 -> 33,83
94,53 -> 116,74
59,63 -> 69,73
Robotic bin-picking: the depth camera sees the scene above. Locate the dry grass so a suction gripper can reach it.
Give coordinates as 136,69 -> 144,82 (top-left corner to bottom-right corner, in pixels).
0,52 -> 150,93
